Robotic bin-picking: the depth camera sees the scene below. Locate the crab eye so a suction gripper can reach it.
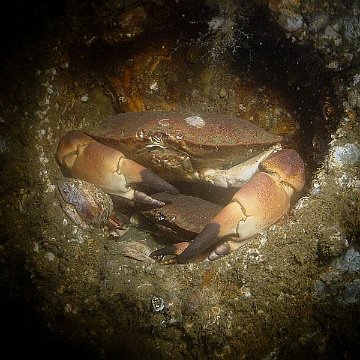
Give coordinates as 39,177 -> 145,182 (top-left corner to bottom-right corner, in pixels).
136,129 -> 145,140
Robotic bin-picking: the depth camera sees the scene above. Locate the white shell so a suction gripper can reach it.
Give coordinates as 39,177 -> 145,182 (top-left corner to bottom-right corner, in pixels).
184,115 -> 206,128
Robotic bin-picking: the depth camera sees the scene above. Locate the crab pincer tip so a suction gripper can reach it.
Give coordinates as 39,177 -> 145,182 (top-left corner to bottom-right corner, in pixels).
140,168 -> 179,195
134,191 -> 166,207
176,223 -> 220,263
150,242 -> 190,263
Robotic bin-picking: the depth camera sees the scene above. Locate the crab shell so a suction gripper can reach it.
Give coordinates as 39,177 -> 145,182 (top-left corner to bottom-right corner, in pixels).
89,111 -> 283,183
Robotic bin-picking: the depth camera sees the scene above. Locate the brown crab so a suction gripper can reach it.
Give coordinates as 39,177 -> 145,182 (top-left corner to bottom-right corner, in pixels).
56,111 -> 305,263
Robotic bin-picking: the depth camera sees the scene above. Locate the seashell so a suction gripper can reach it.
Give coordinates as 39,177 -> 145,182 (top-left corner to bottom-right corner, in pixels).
57,178 -> 113,229
118,241 -> 155,263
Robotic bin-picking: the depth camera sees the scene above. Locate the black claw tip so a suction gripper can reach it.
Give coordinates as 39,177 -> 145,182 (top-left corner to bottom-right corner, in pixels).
176,223 -> 220,263
140,169 -> 179,195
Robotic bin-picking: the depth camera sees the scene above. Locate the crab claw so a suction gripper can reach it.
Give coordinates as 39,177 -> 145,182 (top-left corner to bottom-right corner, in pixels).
56,131 -> 178,206
150,242 -> 190,264
176,149 -> 305,263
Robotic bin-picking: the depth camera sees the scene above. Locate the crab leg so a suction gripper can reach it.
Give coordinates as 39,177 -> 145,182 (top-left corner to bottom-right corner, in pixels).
56,131 -> 178,206
175,149 -> 305,263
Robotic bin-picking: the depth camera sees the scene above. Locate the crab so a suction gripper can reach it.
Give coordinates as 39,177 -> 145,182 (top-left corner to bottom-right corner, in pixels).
56,111 -> 305,263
